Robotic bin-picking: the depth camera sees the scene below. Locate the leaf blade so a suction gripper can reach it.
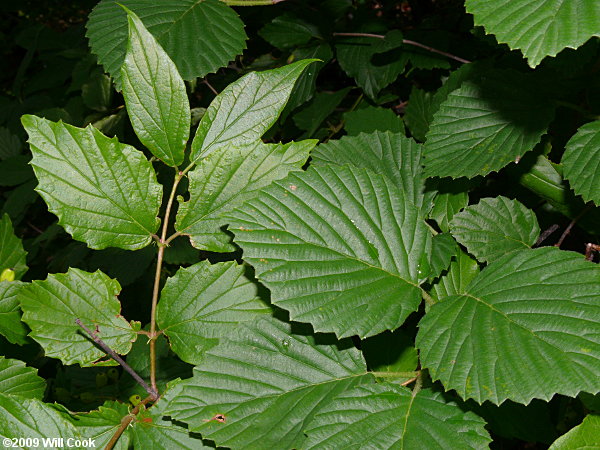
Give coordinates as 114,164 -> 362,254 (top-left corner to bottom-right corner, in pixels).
562,120 -> 600,205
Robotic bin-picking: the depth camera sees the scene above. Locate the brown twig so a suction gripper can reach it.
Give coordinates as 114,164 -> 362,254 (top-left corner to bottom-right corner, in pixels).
203,78 -> 219,96
332,32 -> 471,64
534,224 -> 559,247
75,319 -> 158,400
105,395 -> 154,450
555,205 -> 592,248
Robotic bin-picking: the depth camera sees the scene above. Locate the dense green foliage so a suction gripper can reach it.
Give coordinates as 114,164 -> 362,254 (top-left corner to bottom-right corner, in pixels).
1,0 -> 600,448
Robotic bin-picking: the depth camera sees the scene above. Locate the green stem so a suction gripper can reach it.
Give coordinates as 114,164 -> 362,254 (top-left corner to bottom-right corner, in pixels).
370,371 -> 418,379
422,290 -> 435,306
411,371 -> 423,397
149,171 -> 184,393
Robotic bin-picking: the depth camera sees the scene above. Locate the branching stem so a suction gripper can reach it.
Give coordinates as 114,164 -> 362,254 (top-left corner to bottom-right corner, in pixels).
149,171 -> 184,392
332,32 -> 471,64
105,395 -> 154,450
75,319 -> 157,400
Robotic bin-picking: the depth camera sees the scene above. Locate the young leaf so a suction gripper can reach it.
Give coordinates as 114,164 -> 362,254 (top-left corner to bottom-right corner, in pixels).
549,414 -> 600,449
228,165 -> 432,339
335,32 -> 406,99
304,384 -> 491,448
428,233 -> 458,281
176,140 -> 314,252
466,0 -> 600,68
121,8 -> 190,167
312,131 -> 431,212
0,393 -> 82,442
431,249 -> 480,301
0,213 -> 28,279
87,0 -> 247,90
22,116 -> 162,250
190,60 -> 317,162
449,196 -> 540,263
0,356 -> 45,400
0,281 -> 29,345
344,106 -> 404,136
424,70 -> 555,178
562,120 -> 600,206
166,317 -> 373,449
69,401 -> 131,450
156,261 -> 271,365
417,247 -> 600,405
428,178 -> 470,233
19,268 -> 137,366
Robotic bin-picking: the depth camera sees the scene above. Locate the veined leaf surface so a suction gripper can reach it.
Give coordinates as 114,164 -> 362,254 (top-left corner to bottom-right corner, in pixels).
229,164 -> 431,338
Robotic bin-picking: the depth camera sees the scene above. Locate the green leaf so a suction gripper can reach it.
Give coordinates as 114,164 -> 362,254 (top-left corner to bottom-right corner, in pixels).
0,155 -> 34,187
549,414 -> 600,449
259,13 -> 320,50
429,233 -> 458,281
343,106 -> 404,136
0,127 -> 22,160
336,31 -> 406,99
0,393 -> 82,442
166,316 -> 372,449
69,401 -> 131,450
87,0 -> 247,90
22,116 -> 162,250
190,60 -> 316,162
431,249 -> 480,301
304,384 -> 491,449
312,131 -> 431,212
562,120 -> 600,205
121,8 -> 190,167
0,213 -> 27,279
417,247 -> 600,404
465,0 -> 600,68
0,356 -> 45,400
157,261 -> 270,365
428,178 -> 470,233
449,196 -> 540,263
362,329 -> 418,375
176,140 -> 314,252
293,88 -> 350,137
228,165 -> 432,338
82,72 -> 113,112
404,87 -> 434,141
424,70 -> 555,178
19,268 -> 137,366
0,281 -> 29,345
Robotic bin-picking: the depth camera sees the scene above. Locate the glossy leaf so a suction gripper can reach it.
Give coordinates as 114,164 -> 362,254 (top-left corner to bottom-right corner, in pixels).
312,131 -> 430,211
304,384 -> 491,449
190,60 -> 316,162
0,213 -> 27,279
562,120 -> 600,205
450,196 -> 540,263
157,261 -> 270,365
0,281 -> 29,345
417,247 -> 600,404
0,393 -> 82,442
343,106 -> 404,136
466,0 -> 600,68
22,116 -> 162,250
19,268 -> 137,366
549,414 -> 600,449
121,8 -> 190,166
424,70 -> 555,178
0,356 -> 45,400
87,0 -> 247,90
166,317 -> 372,449
228,165 -> 432,338
176,140 -> 314,252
